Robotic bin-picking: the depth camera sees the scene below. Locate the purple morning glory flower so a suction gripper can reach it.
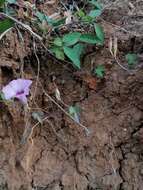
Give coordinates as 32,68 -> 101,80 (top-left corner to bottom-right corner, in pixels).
2,79 -> 32,104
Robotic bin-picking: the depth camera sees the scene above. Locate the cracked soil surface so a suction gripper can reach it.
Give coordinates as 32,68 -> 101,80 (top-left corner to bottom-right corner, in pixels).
0,0 -> 143,190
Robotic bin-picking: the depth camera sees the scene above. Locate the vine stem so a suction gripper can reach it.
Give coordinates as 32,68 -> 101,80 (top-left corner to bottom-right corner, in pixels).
114,57 -> 132,73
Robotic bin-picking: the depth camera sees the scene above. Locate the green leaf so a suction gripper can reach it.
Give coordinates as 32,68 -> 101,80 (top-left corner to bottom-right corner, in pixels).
45,16 -> 65,27
80,34 -> 99,44
69,105 -> 80,123
63,32 -> 81,46
6,0 -> 16,4
53,37 -> 63,46
4,5 -> 16,15
63,43 -> 84,69
51,46 -> 65,60
32,111 -> 44,124
36,11 -> 65,27
94,23 -> 104,44
36,11 -> 45,22
75,9 -> 85,18
0,0 -> 5,6
0,18 -> 14,33
89,9 -> 102,18
125,53 -> 138,66
89,0 -> 102,9
82,15 -> 93,23
95,65 -> 105,78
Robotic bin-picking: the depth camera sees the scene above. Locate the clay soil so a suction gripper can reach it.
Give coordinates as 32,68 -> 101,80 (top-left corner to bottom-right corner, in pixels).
0,1 -> 143,190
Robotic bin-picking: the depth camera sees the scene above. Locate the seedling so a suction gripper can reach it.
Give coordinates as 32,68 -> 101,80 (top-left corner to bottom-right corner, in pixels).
69,105 -> 80,123
125,53 -> 138,68
94,65 -> 105,78
51,24 -> 104,69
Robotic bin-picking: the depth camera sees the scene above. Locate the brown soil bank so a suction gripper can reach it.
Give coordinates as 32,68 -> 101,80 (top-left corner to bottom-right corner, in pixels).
0,1 -> 143,190
0,49 -> 143,190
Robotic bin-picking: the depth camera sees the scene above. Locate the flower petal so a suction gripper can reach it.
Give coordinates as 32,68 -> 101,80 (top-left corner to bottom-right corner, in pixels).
8,79 -> 23,93
21,79 -> 32,95
2,85 -> 16,100
16,94 -> 27,104
2,79 -> 32,102
18,79 -> 32,89
10,79 -> 32,94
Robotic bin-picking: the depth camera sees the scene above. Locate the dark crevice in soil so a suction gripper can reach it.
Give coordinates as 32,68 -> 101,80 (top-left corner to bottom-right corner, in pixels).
118,146 -> 126,190
131,122 -> 143,136
59,181 -> 64,190
31,179 -> 34,189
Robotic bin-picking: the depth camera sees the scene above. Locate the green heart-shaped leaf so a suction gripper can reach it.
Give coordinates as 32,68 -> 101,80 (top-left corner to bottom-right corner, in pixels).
80,34 -> 99,44
53,37 -> 63,46
63,43 -> 84,69
94,23 -> 104,44
63,32 -> 81,46
125,53 -> 138,66
51,46 -> 65,60
94,65 -> 105,78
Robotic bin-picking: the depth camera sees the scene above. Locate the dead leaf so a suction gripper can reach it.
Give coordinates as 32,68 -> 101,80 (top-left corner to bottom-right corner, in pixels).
109,37 -> 113,56
64,11 -> 72,25
113,36 -> 118,58
45,0 -> 57,5
109,36 -> 118,58
55,87 -> 61,101
18,8 -> 24,19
